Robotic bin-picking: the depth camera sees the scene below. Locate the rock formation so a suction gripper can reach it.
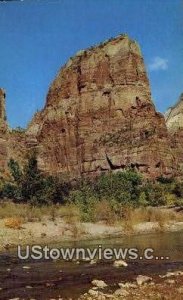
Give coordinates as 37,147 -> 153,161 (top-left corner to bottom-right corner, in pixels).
0,89 -> 8,173
0,89 -> 26,175
165,93 -> 183,131
0,35 -> 179,180
0,88 -> 7,126
26,34 -> 175,179
165,93 -> 183,175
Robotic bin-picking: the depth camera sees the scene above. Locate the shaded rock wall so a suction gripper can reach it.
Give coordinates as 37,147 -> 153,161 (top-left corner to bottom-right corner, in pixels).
165,93 -> 183,175
0,89 -> 26,176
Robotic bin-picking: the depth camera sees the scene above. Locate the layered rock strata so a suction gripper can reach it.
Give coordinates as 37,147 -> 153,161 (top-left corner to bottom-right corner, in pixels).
26,35 -> 175,179
165,93 -> 183,174
0,89 -> 26,175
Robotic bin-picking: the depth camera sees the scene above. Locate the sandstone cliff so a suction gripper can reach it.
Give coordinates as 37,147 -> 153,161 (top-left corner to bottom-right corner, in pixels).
165,93 -> 183,174
165,93 -> 183,132
0,88 -> 8,173
0,89 -> 26,176
26,34 -> 175,179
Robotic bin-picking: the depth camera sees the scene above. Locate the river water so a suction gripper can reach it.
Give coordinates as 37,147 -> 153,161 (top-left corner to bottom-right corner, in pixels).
0,231 -> 183,299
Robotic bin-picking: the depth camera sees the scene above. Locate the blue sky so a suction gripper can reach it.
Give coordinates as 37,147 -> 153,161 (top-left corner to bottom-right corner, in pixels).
0,0 -> 182,128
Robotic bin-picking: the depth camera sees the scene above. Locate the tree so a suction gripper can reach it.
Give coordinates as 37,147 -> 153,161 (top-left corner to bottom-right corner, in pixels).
8,159 -> 22,183
4,152 -> 70,206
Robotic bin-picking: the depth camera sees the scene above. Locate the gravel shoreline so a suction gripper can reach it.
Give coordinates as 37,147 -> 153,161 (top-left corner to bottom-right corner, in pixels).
1,218 -> 183,252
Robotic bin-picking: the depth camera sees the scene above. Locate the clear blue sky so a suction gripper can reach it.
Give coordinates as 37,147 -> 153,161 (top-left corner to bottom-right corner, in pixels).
0,0 -> 182,128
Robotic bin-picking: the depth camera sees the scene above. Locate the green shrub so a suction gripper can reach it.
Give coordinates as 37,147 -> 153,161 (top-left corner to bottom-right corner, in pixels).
8,159 -> 22,183
164,193 -> 177,206
157,176 -> 174,184
3,154 -> 183,212
2,183 -> 18,199
68,170 -> 142,221
141,182 -> 167,206
138,191 -> 148,207
172,181 -> 183,198
93,170 -> 142,204
4,153 -> 70,206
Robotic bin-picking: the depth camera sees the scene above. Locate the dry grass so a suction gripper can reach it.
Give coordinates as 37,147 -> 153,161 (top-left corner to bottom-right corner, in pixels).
0,201 -> 55,222
0,201 -> 73,222
92,199 -> 117,225
4,217 -> 23,229
57,204 -> 80,220
121,206 -> 183,232
0,201 -> 182,234
0,201 -> 83,238
61,204 -> 83,238
0,201 -> 28,220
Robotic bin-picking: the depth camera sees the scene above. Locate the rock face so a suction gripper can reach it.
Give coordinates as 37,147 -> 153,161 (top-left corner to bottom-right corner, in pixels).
26,34 -> 175,179
0,89 -> 8,172
0,89 -> 26,176
165,93 -> 183,174
0,88 -> 7,125
165,93 -> 183,131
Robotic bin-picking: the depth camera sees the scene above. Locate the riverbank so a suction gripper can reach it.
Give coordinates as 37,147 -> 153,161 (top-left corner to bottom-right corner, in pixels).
79,270 -> 183,300
1,210 -> 183,252
0,229 -> 183,299
1,241 -> 183,299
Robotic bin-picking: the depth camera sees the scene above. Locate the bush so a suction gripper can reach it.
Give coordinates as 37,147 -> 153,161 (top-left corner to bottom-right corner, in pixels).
67,170 -> 143,222
157,176 -> 174,184
141,182 -> 167,206
2,183 -> 19,199
138,191 -> 148,207
4,153 -> 70,206
92,199 -> 117,224
8,159 -> 22,183
3,154 -> 183,212
172,181 -> 183,198
93,170 -> 142,204
164,193 -> 177,206
139,178 -> 183,207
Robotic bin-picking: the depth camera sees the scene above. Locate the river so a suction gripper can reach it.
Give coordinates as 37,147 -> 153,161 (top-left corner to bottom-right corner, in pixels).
0,231 -> 183,299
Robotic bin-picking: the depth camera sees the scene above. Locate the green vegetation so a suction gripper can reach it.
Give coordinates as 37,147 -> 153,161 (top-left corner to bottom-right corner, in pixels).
1,152 -> 70,206
11,126 -> 26,133
67,172 -> 183,222
0,154 -> 183,224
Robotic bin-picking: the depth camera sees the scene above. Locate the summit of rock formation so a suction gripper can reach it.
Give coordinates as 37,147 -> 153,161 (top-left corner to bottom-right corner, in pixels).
26,34 -> 175,179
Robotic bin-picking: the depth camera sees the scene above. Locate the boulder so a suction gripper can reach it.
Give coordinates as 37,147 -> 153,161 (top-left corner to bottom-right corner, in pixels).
91,279 -> 108,289
136,275 -> 152,285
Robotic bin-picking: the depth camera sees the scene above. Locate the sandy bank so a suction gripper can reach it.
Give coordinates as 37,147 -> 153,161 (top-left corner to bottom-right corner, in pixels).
1,218 -> 183,252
